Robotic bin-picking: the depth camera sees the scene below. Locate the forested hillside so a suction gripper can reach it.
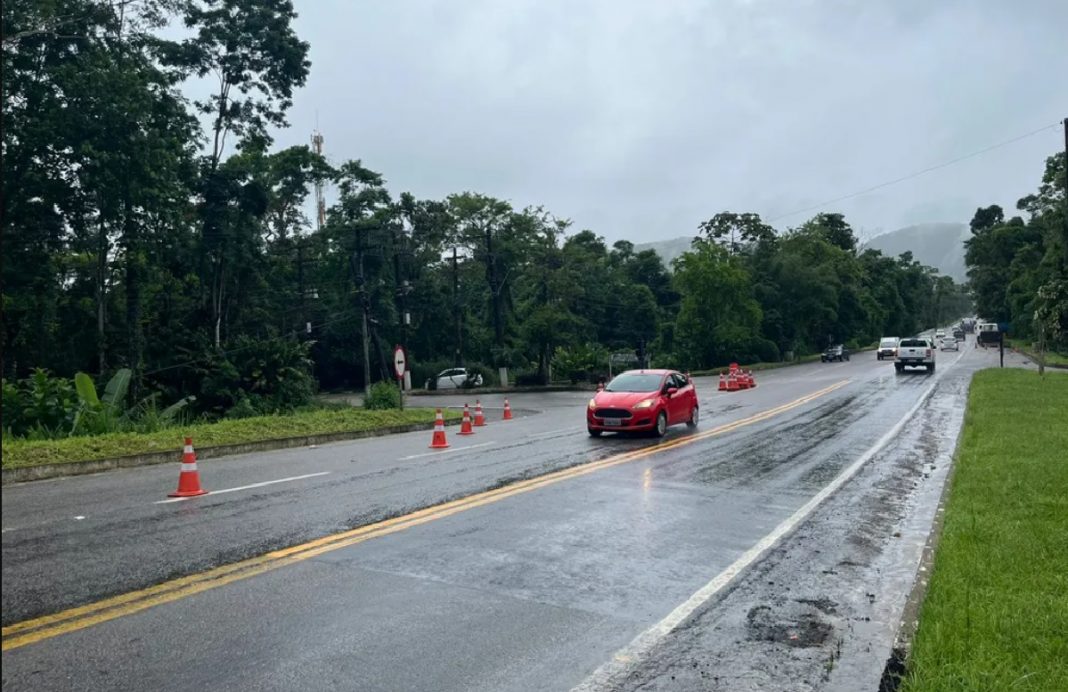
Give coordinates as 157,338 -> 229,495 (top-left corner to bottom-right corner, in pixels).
9,1 -> 1057,435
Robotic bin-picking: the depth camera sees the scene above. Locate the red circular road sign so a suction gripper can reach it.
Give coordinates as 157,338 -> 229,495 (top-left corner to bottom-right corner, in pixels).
393,345 -> 407,380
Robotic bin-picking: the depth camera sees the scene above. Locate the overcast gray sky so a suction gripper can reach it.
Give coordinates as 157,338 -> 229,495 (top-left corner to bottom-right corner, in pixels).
266,0 -> 1067,243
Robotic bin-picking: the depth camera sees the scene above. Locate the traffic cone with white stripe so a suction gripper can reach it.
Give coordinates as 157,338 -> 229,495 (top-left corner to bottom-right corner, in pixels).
169,437 -> 208,497
474,400 -> 486,427
747,369 -> 757,388
429,409 -> 450,448
503,399 -> 513,420
459,403 -> 475,435
727,372 -> 739,392
718,373 -> 727,391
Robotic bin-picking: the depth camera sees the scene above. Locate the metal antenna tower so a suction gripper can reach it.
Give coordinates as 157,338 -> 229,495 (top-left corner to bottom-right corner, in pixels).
311,126 -> 325,230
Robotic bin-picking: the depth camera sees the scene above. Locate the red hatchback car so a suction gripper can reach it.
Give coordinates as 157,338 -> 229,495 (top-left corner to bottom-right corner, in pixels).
587,369 -> 699,437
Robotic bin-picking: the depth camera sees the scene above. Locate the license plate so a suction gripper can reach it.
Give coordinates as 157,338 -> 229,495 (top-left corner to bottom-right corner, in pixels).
603,418 -> 622,426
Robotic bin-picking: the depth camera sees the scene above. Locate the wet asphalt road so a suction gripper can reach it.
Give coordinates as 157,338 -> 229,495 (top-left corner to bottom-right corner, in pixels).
1,342 -> 1018,690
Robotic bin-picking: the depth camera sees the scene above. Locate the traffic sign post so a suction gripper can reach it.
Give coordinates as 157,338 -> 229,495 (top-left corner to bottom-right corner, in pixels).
393,345 -> 407,410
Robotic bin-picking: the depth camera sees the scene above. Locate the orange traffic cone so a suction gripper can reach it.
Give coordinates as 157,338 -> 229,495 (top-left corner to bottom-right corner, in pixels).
503,399 -> 513,420
718,373 -> 727,391
737,371 -> 750,389
727,372 -> 739,392
730,362 -> 740,375
169,437 -> 208,497
459,404 -> 475,435
747,370 -> 757,388
429,409 -> 450,448
474,400 -> 486,427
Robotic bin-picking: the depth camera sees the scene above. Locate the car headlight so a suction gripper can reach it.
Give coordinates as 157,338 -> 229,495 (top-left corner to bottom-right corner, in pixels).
633,399 -> 656,409
588,398 -> 597,409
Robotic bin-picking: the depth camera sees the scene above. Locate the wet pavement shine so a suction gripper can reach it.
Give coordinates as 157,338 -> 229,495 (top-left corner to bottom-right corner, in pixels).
1,343 -> 1016,690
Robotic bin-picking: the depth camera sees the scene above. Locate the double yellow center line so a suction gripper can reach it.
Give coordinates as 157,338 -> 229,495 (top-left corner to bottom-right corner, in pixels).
2,379 -> 849,651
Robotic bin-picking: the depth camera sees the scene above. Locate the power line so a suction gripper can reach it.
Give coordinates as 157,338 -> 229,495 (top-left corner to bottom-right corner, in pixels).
768,122 -> 1063,223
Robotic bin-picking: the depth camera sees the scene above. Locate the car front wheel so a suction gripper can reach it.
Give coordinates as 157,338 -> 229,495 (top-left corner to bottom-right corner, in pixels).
588,427 -> 602,437
654,411 -> 668,438
686,406 -> 699,428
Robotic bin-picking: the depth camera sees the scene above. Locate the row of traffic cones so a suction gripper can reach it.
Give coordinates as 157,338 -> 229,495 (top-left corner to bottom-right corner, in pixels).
429,399 -> 512,449
167,398 -> 519,497
717,363 -> 757,392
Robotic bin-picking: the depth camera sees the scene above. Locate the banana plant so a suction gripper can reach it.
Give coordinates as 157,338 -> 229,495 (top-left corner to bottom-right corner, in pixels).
71,369 -> 131,435
71,369 -> 195,435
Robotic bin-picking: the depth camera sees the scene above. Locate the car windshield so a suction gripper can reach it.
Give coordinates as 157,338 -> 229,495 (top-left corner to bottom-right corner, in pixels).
605,373 -> 663,392
879,340 -> 897,347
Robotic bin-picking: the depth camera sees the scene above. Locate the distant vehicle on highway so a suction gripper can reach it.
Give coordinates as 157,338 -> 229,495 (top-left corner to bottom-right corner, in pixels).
587,369 -> 698,438
821,345 -> 850,362
426,367 -> 483,390
940,337 -> 959,351
935,329 -> 946,340
977,322 -> 1001,347
876,337 -> 899,360
952,328 -> 965,341
896,337 -> 935,372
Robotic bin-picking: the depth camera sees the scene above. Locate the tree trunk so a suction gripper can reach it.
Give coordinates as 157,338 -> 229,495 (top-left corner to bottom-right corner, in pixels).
123,194 -> 142,402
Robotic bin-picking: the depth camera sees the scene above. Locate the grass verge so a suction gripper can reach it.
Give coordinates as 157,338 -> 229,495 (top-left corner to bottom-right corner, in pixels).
1007,338 -> 1068,367
902,369 -> 1068,691
2,408 -> 458,469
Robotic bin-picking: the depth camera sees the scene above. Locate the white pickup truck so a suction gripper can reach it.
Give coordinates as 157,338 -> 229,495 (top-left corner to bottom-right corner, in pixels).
895,337 -> 935,373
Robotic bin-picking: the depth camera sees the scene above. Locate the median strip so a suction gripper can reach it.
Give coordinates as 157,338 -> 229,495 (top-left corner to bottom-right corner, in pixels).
1,379 -> 849,651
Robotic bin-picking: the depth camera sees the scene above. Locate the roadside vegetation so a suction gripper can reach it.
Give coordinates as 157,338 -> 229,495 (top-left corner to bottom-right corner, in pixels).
3,0 -> 979,435
3,2 -> 1063,440
1007,338 -> 1068,368
902,369 -> 1068,691
2,407 -> 458,470
965,153 -> 1067,348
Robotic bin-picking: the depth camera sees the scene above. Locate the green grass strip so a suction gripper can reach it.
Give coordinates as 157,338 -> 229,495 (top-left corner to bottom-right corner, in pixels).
2,408 -> 459,469
903,369 -> 1068,691
1007,338 -> 1068,367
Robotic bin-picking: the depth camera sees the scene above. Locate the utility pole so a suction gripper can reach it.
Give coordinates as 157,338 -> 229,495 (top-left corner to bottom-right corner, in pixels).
297,238 -> 306,336
484,224 -> 504,351
1062,117 -> 1067,264
453,246 -> 462,367
393,222 -> 413,390
353,226 -> 371,395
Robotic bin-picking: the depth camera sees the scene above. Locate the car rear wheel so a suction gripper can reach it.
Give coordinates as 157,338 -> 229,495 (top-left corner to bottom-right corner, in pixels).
686,406 -> 699,428
654,411 -> 668,438
895,363 -> 904,373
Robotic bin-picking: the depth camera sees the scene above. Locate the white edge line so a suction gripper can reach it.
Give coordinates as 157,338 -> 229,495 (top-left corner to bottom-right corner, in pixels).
399,441 -> 496,461
154,472 -> 331,504
572,366 -> 946,691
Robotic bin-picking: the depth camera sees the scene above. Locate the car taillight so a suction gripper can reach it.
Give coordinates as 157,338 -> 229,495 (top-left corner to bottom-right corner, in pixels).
926,349 -> 932,357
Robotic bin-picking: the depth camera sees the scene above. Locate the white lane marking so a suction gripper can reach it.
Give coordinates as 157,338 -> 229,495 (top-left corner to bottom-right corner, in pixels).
74,516 -> 86,521
573,361 -> 946,690
398,441 -> 496,461
153,472 -> 331,504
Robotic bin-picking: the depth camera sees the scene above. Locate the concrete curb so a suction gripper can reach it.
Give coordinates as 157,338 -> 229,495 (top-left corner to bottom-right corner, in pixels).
1,419 -> 462,485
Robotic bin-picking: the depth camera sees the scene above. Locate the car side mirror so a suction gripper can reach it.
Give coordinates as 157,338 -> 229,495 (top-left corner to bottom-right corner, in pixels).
666,387 -> 678,397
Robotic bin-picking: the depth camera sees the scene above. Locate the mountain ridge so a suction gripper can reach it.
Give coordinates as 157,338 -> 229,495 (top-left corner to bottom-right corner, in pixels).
634,222 -> 969,281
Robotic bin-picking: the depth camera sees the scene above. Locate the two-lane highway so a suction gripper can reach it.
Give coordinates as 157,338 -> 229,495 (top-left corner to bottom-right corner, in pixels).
2,345 -> 996,690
